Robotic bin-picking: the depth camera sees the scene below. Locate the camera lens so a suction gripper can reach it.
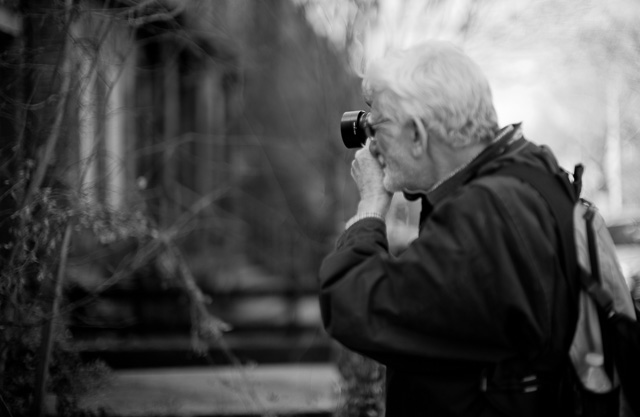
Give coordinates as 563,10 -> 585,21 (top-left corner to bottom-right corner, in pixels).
340,110 -> 370,148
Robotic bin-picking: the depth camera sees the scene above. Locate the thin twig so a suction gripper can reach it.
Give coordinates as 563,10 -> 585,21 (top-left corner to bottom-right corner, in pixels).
124,1 -> 186,27
32,224 -> 72,417
54,189 -> 229,320
0,392 -> 13,417
21,57 -> 72,208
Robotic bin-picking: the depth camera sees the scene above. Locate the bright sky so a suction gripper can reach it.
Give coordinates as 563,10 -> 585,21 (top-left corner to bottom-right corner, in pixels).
297,0 -> 640,213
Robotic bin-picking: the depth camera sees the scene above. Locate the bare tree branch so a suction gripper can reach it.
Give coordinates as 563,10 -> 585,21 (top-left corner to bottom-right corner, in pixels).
33,224 -> 72,417
21,43 -> 73,207
121,0 -> 187,27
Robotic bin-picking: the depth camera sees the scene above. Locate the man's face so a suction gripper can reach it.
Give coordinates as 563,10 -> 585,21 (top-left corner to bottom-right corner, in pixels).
368,103 -> 422,193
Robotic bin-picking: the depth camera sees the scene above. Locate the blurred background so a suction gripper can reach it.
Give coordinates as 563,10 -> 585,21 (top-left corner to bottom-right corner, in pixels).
1,0 -> 639,416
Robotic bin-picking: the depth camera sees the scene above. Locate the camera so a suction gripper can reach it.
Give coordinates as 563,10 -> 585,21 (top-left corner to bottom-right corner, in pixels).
340,110 -> 372,148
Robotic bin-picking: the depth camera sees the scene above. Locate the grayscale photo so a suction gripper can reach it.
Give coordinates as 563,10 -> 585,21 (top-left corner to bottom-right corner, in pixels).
1,1 -> 639,416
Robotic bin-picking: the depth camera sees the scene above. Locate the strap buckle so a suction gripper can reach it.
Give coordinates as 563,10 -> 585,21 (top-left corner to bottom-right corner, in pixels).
480,372 -> 539,393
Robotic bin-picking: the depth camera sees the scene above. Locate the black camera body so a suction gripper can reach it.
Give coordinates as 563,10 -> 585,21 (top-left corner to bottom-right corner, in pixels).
340,110 -> 371,148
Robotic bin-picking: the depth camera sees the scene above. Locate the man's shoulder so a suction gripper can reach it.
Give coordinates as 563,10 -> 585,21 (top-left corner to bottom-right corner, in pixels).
465,166 -> 560,236
469,167 -> 551,209
424,165 -> 555,232
455,169 -> 542,207
426,172 -> 542,228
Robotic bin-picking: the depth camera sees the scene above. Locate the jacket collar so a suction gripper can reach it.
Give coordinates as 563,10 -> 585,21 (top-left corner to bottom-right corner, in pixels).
408,123 -> 526,213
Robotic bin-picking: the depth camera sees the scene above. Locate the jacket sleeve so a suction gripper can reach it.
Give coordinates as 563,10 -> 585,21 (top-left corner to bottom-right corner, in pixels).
318,182 -> 559,366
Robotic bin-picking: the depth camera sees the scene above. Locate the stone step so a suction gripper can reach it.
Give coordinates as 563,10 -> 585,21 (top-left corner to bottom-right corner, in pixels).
74,331 -> 334,368
48,364 -> 343,416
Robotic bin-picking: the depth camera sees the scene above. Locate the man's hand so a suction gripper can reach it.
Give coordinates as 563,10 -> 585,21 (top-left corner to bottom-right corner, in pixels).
351,140 -> 392,216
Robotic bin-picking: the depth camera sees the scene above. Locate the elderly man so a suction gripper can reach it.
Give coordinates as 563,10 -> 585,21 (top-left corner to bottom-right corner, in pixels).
319,41 -> 578,416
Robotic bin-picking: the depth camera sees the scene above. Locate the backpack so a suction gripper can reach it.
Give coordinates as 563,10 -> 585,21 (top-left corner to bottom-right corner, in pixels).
498,162 -> 640,417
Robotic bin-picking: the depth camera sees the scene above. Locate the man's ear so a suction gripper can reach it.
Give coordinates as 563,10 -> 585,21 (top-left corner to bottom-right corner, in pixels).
410,118 -> 428,158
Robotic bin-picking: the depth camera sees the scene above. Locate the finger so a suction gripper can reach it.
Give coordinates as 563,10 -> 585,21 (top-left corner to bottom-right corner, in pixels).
350,160 -> 358,180
369,139 -> 377,158
357,144 -> 373,158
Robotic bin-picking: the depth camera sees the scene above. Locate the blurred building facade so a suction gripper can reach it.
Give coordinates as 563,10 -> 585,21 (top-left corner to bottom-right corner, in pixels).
0,0 -> 363,364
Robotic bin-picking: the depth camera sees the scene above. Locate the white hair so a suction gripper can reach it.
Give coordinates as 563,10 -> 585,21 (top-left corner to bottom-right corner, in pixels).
362,41 -> 499,148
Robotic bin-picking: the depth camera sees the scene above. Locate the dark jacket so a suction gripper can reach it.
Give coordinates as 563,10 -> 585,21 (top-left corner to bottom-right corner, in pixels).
318,125 -> 578,416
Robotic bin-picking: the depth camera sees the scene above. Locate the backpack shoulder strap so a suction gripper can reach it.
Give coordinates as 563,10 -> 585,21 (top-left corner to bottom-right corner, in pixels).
493,164 -> 580,302
495,164 -> 619,315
